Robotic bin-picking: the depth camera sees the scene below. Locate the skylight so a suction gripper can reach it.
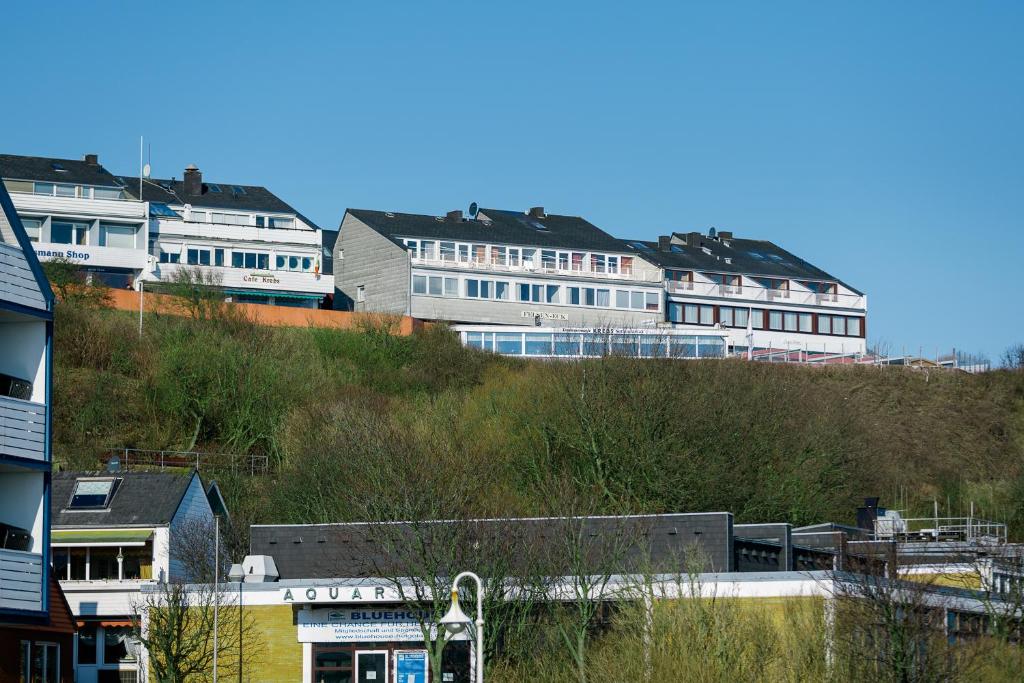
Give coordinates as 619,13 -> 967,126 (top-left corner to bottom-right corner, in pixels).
231,185 -> 246,195
51,162 -> 67,172
747,251 -> 766,260
69,478 -> 121,509
208,184 -> 222,193
628,241 -> 653,251
670,245 -> 685,253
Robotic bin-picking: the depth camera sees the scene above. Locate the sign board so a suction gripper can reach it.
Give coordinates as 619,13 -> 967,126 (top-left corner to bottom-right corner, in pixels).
297,608 -> 432,643
521,310 -> 570,321
35,244 -> 147,269
395,650 -> 428,683
280,585 -> 396,603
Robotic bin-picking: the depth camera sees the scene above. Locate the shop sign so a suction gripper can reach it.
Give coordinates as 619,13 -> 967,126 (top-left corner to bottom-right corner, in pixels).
242,272 -> 280,285
297,608 -> 433,643
521,310 -> 569,321
281,585 -> 392,603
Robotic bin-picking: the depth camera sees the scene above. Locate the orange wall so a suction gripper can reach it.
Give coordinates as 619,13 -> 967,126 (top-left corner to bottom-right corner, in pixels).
106,288 -> 422,335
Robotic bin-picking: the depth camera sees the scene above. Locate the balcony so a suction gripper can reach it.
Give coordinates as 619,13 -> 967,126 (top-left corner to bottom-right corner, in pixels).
0,547 -> 43,613
411,256 -> 662,283
154,219 -> 321,246
10,192 -> 146,221
0,395 -> 47,462
666,278 -> 865,310
0,242 -> 48,310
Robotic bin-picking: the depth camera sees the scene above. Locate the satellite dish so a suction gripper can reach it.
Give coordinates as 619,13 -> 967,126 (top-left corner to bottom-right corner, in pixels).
468,202 -> 478,217
143,163 -> 151,178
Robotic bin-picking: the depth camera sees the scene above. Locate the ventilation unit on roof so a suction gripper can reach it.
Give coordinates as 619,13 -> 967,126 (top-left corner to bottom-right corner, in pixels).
384,212 -> 395,218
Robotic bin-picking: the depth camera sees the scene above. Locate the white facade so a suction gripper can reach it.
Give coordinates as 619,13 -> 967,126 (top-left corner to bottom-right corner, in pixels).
145,198 -> 333,307
3,177 -> 150,287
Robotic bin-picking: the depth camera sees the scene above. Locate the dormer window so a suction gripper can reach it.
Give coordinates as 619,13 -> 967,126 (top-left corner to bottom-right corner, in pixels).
68,478 -> 121,509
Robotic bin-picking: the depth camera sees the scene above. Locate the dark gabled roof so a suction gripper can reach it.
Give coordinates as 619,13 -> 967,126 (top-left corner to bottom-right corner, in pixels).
346,208 -> 633,253
629,232 -> 861,294
0,154 -> 122,187
122,176 -> 295,213
51,471 -> 197,528
250,512 -> 733,580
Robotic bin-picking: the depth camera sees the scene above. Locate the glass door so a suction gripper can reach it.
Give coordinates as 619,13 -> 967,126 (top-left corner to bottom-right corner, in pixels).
355,650 -> 388,683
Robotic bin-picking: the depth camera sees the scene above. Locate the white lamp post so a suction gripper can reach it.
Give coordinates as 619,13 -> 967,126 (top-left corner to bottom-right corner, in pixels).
438,571 -> 484,683
228,563 -> 245,683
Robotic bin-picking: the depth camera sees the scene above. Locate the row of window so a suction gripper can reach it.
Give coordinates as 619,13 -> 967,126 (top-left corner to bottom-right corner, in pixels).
464,331 -> 727,359
412,274 -> 661,311
33,181 -> 124,200
667,269 -> 840,295
403,239 -> 636,275
667,303 -> 864,337
19,218 -> 138,248
52,545 -> 153,581
186,210 -> 294,229
157,245 -> 316,272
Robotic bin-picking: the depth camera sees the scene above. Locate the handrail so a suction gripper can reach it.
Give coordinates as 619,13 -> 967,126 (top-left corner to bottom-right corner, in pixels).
410,256 -> 661,283
104,447 -> 270,475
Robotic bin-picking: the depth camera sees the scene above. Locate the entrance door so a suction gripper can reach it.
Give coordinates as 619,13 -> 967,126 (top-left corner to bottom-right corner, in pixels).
355,650 -> 388,683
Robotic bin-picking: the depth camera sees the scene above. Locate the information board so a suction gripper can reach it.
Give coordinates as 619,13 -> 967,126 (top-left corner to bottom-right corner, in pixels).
395,650 -> 428,683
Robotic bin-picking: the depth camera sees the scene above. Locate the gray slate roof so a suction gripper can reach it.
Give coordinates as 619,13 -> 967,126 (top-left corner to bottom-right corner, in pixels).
121,176 -> 309,217
629,232 -> 861,294
0,154 -> 122,187
346,208 -> 633,253
51,471 -> 196,528
250,512 -> 734,580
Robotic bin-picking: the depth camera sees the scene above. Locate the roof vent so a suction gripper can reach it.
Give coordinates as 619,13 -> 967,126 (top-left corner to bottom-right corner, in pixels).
446,210 -> 463,221
83,154 -> 99,166
718,231 -> 733,240
384,212 -> 395,218
528,206 -> 546,219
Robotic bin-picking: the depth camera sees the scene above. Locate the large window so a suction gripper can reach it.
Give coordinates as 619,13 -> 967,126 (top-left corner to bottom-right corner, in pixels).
231,251 -> 269,270
768,310 -> 783,330
50,220 -> 88,245
159,245 -> 181,264
210,212 -> 249,226
101,224 -> 137,249
20,218 -> 42,242
187,248 -> 212,266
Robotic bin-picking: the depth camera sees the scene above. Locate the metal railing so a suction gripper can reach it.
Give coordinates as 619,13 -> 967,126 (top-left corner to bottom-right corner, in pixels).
104,448 -> 269,475
875,516 -> 1008,545
665,278 -> 865,308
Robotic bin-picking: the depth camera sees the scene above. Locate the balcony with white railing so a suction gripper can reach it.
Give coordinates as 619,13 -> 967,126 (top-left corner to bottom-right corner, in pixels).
154,218 -> 321,246
410,255 -> 663,284
9,192 -> 146,221
666,277 -> 866,310
0,395 -> 47,462
0,547 -> 44,613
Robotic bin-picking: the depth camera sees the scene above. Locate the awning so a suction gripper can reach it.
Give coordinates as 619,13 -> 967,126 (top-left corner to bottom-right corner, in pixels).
77,619 -> 133,628
223,289 -> 324,300
52,529 -> 153,546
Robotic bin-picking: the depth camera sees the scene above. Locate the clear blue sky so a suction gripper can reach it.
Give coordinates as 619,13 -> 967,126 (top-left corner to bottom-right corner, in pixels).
3,2 -> 1021,359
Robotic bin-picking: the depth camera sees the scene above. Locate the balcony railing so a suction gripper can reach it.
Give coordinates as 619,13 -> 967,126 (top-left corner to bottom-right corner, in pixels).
666,278 -> 865,309
0,548 -> 43,613
0,395 -> 47,462
411,256 -> 661,283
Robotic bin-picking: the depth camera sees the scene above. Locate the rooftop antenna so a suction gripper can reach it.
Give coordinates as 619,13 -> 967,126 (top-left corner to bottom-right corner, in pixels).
139,136 -> 144,198
468,202 -> 479,218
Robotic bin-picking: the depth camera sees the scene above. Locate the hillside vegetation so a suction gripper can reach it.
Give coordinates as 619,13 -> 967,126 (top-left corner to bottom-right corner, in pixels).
51,298 -> 1024,539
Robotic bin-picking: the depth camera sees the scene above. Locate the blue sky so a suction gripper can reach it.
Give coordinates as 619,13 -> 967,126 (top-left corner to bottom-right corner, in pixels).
2,2 -> 1021,359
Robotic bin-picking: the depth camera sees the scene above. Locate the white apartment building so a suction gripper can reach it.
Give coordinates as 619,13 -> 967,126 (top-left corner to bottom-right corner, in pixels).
130,164 -> 333,308
51,470 -> 221,683
0,153 -> 150,288
628,230 -> 867,356
0,153 -> 334,307
334,206 -> 665,327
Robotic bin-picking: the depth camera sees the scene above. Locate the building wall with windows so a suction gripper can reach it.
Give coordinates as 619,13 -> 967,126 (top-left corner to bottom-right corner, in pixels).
334,211 -> 415,314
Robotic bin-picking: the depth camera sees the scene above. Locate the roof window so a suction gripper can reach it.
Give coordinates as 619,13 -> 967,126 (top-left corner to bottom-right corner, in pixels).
207,184 -> 222,193
68,478 -> 121,510
670,244 -> 685,253
51,162 -> 67,172
628,241 -> 653,251
231,185 -> 247,195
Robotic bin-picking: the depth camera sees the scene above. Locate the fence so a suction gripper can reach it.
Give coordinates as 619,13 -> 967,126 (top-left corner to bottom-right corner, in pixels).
103,448 -> 270,475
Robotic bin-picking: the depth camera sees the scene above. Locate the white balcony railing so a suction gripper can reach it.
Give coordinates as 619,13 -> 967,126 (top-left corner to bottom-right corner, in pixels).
411,256 -> 662,283
0,548 -> 44,612
10,192 -> 146,220
0,395 -> 47,462
666,278 -> 865,309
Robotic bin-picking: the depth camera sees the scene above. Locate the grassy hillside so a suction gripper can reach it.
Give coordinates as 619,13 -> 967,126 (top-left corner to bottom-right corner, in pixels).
51,299 -> 1024,540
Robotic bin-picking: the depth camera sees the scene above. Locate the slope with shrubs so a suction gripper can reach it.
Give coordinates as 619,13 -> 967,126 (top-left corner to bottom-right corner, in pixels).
50,299 -> 1024,541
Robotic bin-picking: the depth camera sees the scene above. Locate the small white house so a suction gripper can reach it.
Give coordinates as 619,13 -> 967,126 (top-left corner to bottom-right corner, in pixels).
51,469 -> 224,683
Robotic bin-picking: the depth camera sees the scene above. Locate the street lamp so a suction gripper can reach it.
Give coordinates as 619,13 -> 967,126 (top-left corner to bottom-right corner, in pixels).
228,563 -> 245,683
438,571 -> 484,683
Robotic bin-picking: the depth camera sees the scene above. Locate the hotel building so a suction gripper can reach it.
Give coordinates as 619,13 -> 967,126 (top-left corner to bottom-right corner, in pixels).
333,206 -> 665,327
628,230 -> 867,355
0,182 -> 76,682
0,153 -> 334,307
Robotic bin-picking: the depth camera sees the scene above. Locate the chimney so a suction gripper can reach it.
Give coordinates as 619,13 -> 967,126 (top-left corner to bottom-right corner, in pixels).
686,231 -> 703,248
718,231 -> 733,240
657,235 -> 672,251
183,164 -> 202,196
446,210 -> 463,221
528,206 -> 546,219
83,153 -> 99,166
